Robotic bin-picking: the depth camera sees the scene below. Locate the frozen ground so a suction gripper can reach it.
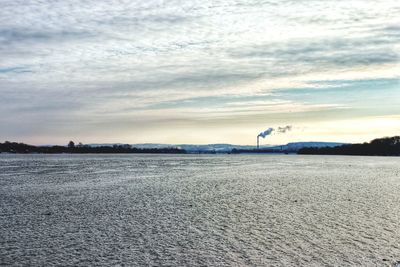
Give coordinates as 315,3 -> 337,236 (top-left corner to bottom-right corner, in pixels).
0,154 -> 399,266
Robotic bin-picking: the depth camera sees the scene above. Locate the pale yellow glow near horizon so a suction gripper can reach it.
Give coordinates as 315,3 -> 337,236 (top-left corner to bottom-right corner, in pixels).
1,0 -> 399,145
24,115 -> 400,146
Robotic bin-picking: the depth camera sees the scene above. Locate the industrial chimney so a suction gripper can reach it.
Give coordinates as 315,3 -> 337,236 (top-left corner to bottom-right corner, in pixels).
257,128 -> 274,149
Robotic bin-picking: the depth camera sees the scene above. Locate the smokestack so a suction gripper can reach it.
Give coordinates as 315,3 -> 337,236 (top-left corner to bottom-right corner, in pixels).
257,128 -> 274,149
256,125 -> 292,149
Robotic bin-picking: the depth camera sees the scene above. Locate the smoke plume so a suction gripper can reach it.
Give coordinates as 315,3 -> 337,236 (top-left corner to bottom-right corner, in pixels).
258,125 -> 292,138
277,125 -> 292,133
258,128 -> 274,138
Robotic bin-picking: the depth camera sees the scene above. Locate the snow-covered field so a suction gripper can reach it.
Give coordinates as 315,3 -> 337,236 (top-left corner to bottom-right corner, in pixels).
1,154 -> 399,266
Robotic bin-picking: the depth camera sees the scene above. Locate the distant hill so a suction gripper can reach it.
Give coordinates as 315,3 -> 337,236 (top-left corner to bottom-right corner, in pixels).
298,136 -> 400,156
1,141 -> 348,154
103,142 -> 345,153
0,142 -> 186,154
2,138 -> 398,155
90,143 -> 262,153
231,142 -> 345,154
269,142 -> 344,152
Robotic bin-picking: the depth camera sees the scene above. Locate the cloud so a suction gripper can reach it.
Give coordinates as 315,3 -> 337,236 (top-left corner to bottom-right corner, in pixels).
0,29 -> 94,45
0,0 -> 399,143
0,66 -> 32,74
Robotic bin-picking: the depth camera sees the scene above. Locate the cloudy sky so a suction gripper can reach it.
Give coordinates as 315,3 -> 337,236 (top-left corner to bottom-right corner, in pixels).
1,0 -> 399,145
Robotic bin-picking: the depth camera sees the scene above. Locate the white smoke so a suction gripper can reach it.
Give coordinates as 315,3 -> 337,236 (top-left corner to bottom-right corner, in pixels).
258,125 -> 292,138
258,128 -> 274,138
277,125 -> 292,133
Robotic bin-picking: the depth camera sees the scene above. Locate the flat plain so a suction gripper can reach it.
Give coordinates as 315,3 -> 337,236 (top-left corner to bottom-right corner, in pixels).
1,154 -> 399,266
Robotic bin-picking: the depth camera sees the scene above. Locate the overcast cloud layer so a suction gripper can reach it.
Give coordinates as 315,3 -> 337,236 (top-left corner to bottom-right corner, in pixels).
1,0 -> 399,144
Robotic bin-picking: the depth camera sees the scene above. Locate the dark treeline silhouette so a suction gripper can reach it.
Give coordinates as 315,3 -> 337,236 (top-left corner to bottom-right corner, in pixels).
231,148 -> 291,154
298,136 -> 400,156
0,141 -> 186,154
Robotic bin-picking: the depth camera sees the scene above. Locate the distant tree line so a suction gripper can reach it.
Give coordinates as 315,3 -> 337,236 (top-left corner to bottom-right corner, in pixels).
298,136 -> 400,156
0,141 -> 186,154
231,148 -> 289,154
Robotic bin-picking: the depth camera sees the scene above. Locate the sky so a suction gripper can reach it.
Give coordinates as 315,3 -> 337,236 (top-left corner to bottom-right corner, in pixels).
1,0 -> 399,145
